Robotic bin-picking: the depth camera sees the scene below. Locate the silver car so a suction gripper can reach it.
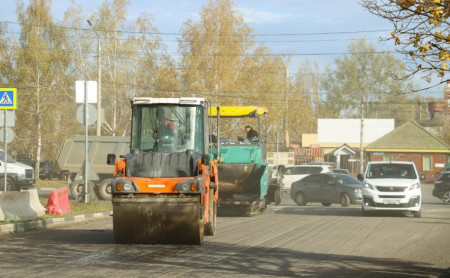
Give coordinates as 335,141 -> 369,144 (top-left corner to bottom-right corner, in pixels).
290,173 -> 362,207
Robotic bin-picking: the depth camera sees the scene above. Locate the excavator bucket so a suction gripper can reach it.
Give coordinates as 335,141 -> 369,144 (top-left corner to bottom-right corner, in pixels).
112,196 -> 204,244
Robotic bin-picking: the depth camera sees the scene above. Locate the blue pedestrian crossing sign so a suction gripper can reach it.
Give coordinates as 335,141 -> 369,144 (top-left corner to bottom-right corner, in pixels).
0,88 -> 17,110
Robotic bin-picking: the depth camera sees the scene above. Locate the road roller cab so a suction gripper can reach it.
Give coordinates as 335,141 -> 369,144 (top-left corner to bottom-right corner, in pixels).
107,97 -> 218,244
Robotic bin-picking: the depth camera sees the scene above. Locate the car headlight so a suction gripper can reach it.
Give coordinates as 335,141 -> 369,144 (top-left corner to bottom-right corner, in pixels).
363,183 -> 374,190
354,188 -> 361,194
409,182 -> 421,190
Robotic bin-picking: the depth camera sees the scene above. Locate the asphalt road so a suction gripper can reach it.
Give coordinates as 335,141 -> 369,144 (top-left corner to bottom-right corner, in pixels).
1,184 -> 449,278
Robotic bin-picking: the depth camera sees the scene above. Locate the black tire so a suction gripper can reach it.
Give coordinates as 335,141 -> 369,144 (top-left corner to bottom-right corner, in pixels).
340,193 -> 351,207
295,192 -> 307,206
0,177 -> 18,191
413,210 -> 422,218
204,184 -> 217,236
70,181 -> 98,202
98,179 -> 112,200
259,198 -> 267,212
69,182 -> 84,199
274,188 -> 282,206
441,190 -> 450,205
321,202 -> 332,206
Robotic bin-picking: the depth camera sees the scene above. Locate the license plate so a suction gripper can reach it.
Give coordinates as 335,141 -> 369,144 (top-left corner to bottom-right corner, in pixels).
383,199 -> 400,205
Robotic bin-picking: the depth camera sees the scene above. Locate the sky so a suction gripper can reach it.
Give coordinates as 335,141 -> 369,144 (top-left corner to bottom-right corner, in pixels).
0,0 -> 446,99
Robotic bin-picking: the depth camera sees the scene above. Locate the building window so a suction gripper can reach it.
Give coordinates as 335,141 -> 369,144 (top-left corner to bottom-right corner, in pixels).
383,155 -> 391,162
423,156 -> 432,172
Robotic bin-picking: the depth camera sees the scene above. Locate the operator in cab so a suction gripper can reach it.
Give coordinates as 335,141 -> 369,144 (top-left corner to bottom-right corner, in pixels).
245,125 -> 258,140
153,109 -> 175,138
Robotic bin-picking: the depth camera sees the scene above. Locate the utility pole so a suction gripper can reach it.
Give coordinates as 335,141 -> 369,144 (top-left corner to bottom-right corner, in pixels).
360,98 -> 364,173
285,67 -> 290,148
87,20 -> 102,136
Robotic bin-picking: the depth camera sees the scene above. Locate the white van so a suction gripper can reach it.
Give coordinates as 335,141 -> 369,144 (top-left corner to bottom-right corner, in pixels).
0,150 -> 35,191
358,161 -> 421,217
282,164 -> 334,191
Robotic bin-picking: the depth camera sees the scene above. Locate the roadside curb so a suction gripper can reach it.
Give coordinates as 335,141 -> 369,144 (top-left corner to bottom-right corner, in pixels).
0,211 -> 112,235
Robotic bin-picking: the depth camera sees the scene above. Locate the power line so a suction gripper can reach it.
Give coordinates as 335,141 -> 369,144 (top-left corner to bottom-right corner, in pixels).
5,81 -> 430,100
0,21 -> 391,37
2,29 -> 382,44
0,45 -> 396,57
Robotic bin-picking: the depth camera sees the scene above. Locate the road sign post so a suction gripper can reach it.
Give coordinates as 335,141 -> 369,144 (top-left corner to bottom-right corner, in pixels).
0,88 -> 17,192
75,81 -> 97,203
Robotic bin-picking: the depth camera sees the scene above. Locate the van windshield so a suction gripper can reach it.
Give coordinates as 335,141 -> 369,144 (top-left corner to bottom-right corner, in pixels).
0,151 -> 16,163
366,163 -> 416,179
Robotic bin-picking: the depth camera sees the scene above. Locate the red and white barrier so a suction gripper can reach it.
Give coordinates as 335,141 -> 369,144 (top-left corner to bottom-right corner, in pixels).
46,187 -> 71,216
0,189 -> 46,221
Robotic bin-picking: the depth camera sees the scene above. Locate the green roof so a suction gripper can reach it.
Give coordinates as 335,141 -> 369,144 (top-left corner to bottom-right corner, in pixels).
365,121 -> 450,152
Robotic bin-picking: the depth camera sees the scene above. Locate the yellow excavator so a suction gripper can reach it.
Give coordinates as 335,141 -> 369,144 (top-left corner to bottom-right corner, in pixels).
107,97 -> 218,244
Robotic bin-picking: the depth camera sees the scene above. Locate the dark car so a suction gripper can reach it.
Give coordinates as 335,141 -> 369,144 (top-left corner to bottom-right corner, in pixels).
39,160 -> 55,180
331,169 -> 349,174
433,173 -> 450,205
440,167 -> 450,174
290,173 -> 362,207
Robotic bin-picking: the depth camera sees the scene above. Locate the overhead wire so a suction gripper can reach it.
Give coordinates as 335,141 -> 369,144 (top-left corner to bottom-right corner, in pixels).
1,20 -> 422,107
0,21 -> 397,76
0,20 -> 392,37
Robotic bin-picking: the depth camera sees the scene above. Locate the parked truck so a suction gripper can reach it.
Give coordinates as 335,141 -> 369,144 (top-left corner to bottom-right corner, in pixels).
209,106 -> 280,215
56,135 -> 129,200
106,97 -> 218,244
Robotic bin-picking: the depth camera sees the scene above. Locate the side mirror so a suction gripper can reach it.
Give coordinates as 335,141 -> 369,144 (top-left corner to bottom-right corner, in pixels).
201,153 -> 210,165
357,173 -> 364,181
107,154 -> 116,165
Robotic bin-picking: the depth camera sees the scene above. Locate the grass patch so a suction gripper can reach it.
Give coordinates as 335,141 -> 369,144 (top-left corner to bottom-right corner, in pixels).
34,179 -> 112,217
35,179 -> 67,189
35,179 -> 112,218
37,198 -> 112,220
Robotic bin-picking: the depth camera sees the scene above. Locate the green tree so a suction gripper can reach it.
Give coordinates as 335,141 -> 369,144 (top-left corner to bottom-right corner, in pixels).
321,38 -> 412,124
14,0 -> 72,178
0,23 -> 15,86
290,61 -> 323,143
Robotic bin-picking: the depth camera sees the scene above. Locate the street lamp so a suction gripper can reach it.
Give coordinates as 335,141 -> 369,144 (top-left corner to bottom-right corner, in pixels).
87,19 -> 102,136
